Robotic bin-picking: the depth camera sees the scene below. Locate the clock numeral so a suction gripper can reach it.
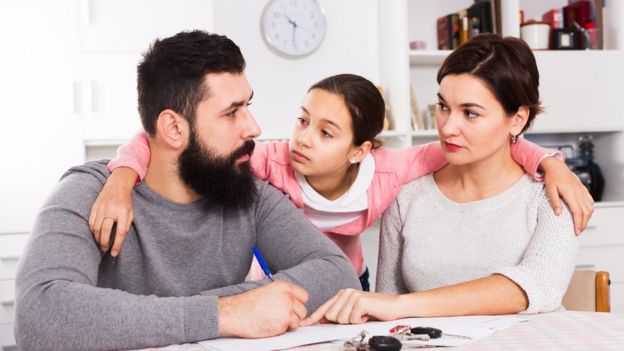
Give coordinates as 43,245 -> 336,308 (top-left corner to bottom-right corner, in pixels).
289,0 -> 297,7
304,40 -> 309,47
273,11 -> 281,19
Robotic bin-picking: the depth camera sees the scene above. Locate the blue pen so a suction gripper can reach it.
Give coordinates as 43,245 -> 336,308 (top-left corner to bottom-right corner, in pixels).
252,246 -> 274,281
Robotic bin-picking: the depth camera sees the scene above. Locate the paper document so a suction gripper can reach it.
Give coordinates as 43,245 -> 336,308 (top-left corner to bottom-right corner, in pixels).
199,314 -> 528,351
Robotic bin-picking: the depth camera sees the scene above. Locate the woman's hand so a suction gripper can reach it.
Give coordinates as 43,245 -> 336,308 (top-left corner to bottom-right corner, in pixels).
541,156 -> 594,235
88,167 -> 138,256
300,289 -> 401,326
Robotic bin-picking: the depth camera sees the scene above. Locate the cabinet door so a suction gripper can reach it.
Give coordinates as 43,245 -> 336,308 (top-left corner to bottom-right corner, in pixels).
79,0 -> 214,53
531,51 -> 624,133
0,0 -> 84,232
78,54 -> 143,141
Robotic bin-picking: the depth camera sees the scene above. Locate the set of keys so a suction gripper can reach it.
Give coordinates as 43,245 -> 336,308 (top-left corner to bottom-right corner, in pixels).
341,325 -> 472,350
390,324 -> 472,341
341,331 -> 402,351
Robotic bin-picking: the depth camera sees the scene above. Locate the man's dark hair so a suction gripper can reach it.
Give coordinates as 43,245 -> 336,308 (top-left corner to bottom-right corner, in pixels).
137,30 -> 246,135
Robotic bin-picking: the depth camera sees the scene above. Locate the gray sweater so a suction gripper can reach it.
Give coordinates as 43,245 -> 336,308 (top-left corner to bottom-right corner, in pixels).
377,174 -> 578,314
14,161 -> 360,351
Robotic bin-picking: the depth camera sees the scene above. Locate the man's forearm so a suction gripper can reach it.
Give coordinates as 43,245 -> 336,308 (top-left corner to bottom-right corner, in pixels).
15,279 -> 218,351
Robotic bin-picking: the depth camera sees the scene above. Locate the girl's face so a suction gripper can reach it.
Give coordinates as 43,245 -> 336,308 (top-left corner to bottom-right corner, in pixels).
289,88 -> 363,177
436,73 -> 527,166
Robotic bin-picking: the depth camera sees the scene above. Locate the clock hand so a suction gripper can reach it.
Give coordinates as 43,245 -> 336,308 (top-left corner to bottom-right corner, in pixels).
284,14 -> 298,29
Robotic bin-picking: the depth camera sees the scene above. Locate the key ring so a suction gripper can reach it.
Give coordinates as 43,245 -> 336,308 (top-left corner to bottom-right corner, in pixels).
341,330 -> 402,351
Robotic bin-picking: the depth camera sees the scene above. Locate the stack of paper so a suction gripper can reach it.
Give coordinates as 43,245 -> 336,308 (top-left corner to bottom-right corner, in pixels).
199,315 -> 528,351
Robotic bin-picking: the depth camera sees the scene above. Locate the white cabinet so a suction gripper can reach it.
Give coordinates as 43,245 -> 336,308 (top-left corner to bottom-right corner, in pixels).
78,0 -> 213,54
0,0 -> 84,233
576,202 -> 624,313
75,0 -> 215,143
0,231 -> 30,348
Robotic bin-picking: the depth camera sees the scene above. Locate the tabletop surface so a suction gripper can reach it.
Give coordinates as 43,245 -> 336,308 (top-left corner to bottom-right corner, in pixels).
135,311 -> 624,351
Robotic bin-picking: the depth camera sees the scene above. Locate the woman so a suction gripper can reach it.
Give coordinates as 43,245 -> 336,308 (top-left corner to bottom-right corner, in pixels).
302,34 -> 578,325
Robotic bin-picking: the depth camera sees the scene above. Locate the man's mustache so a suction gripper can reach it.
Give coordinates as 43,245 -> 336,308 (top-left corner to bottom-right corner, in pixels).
229,140 -> 256,162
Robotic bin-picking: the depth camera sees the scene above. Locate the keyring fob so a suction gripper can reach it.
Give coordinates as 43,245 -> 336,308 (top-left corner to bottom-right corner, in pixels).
410,326 -> 442,339
369,335 -> 402,351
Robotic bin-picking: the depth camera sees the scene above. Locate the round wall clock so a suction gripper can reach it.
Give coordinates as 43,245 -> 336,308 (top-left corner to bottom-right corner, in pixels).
260,0 -> 327,58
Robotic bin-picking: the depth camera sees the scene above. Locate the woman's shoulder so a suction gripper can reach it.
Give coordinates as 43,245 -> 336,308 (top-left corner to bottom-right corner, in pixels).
394,174 -> 435,203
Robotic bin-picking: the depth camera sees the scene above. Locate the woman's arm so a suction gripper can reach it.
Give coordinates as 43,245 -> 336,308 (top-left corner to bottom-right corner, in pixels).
302,275 -> 527,325
376,198 -> 408,295
303,193 -> 578,325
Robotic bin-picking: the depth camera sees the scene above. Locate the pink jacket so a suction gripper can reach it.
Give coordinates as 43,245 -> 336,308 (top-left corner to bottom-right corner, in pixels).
109,132 -> 558,274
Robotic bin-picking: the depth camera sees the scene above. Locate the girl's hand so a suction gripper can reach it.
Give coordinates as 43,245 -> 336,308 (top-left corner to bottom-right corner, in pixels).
300,289 -> 401,326
88,167 -> 138,256
541,156 -> 594,235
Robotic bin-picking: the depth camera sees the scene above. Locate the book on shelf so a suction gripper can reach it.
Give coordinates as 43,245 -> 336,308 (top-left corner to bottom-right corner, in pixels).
436,13 -> 460,50
436,0 -> 500,50
409,86 -> 425,131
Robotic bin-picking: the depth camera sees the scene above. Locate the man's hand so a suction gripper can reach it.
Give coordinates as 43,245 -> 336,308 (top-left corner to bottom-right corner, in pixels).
300,288 -> 401,326
218,281 -> 309,338
540,156 -> 594,235
88,167 -> 138,256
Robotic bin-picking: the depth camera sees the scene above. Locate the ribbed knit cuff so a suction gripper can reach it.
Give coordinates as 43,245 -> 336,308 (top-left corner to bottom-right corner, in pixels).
493,269 -> 539,314
183,295 -> 219,342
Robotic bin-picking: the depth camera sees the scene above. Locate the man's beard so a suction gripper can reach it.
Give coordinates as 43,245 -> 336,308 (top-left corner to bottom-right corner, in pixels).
178,130 -> 257,208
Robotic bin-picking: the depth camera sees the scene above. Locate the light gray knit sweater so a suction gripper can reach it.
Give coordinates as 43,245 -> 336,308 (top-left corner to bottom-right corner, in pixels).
14,161 -> 360,351
376,174 -> 578,314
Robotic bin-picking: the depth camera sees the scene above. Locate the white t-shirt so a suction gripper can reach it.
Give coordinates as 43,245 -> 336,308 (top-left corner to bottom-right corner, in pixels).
295,153 -> 375,231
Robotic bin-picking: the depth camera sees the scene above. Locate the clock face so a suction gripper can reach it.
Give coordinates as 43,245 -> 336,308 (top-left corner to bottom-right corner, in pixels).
261,0 -> 326,58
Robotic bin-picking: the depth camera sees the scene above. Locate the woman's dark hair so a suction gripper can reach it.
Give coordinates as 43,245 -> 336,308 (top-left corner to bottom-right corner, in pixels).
437,33 -> 543,134
309,74 -> 385,148
137,30 -> 246,135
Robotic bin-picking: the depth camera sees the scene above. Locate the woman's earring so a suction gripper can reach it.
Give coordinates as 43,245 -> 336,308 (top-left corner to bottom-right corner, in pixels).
350,159 -> 356,164
511,133 -> 517,144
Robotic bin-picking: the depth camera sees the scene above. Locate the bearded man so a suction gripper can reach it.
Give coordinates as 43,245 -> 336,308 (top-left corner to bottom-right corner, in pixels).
14,30 -> 359,351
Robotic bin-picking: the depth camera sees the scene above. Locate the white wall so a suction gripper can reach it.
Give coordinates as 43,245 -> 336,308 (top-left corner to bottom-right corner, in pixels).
213,0 -> 380,140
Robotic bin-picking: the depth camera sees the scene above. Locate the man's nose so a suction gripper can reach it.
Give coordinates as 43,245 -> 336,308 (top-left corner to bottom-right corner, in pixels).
241,108 -> 261,139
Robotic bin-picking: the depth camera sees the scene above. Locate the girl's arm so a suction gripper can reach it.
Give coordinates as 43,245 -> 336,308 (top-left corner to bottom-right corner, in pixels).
513,137 -> 594,235
88,132 -> 149,256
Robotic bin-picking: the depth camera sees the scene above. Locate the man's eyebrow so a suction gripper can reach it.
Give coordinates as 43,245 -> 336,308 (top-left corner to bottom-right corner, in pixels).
220,91 -> 254,113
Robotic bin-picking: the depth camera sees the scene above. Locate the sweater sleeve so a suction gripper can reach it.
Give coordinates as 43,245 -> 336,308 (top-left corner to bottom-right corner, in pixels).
14,166 -> 218,351
376,197 -> 409,294
493,196 -> 578,314
252,182 -> 361,309
511,138 -> 564,180
108,131 -> 151,181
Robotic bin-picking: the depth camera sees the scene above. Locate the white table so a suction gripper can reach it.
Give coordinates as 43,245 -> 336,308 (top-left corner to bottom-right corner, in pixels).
134,311 -> 624,351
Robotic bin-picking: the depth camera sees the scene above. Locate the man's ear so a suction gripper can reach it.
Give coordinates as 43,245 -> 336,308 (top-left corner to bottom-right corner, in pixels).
155,109 -> 188,149
511,106 -> 529,136
349,141 -> 373,164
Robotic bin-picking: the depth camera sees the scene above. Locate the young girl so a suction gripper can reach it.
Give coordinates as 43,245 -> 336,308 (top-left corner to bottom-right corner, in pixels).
89,74 -> 592,290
